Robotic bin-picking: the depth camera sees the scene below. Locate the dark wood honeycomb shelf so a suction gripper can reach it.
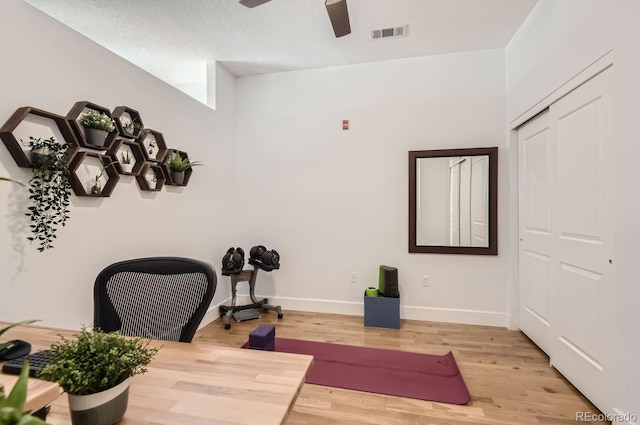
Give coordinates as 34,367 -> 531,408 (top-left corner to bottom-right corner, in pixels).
68,151 -> 120,197
107,138 -> 146,176
112,106 -> 144,139
136,128 -> 167,163
163,149 -> 193,186
136,163 -> 166,192
0,106 -> 79,168
66,101 -> 118,151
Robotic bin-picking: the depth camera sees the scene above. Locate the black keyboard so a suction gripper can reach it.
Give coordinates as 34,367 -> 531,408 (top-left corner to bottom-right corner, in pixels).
2,350 -> 54,377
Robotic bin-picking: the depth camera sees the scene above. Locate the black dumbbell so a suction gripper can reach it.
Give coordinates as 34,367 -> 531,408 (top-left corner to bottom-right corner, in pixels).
249,245 -> 280,270
221,247 -> 244,275
261,249 -> 279,267
249,245 -> 266,261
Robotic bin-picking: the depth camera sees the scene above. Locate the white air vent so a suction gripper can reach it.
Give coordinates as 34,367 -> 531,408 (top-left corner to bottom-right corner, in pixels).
371,25 -> 408,40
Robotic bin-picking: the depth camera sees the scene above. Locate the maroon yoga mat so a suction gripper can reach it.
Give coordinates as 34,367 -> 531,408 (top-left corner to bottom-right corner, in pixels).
242,337 -> 470,404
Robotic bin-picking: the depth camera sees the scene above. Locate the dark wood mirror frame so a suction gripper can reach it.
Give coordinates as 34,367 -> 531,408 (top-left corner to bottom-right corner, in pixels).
408,147 -> 498,255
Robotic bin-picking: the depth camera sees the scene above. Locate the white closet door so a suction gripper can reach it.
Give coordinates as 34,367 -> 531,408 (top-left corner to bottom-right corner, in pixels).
518,110 -> 553,355
518,69 -> 613,413
548,69 -> 613,409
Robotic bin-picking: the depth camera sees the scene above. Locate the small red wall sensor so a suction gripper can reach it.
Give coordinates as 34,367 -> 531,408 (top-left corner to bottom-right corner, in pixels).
342,119 -> 349,130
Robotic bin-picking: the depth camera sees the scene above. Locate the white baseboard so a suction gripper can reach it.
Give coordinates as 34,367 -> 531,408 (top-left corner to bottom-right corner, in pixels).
200,295 -> 508,328
401,305 -> 508,327
198,300 -> 226,329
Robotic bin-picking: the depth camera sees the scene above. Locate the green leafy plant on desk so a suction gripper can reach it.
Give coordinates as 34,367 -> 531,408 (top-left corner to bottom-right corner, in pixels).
39,326 -> 158,395
38,327 -> 159,425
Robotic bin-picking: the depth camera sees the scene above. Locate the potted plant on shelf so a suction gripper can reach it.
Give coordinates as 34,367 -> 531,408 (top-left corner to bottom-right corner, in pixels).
118,117 -> 141,137
80,111 -> 115,147
118,151 -> 134,174
38,327 -> 158,425
145,140 -> 157,158
165,152 -> 202,185
89,159 -> 117,195
23,136 -> 72,252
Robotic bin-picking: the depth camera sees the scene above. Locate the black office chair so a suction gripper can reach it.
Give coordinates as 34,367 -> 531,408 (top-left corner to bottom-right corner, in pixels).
94,257 -> 217,342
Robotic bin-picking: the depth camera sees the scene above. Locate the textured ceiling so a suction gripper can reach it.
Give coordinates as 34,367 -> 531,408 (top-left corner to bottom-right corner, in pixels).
24,0 -> 538,77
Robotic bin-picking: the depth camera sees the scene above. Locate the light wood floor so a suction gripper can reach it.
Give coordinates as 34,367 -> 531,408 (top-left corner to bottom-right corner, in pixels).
195,310 -> 609,425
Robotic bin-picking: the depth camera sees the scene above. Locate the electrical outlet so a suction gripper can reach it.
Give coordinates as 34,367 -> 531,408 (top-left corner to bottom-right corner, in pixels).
350,272 -> 358,283
422,275 -> 430,287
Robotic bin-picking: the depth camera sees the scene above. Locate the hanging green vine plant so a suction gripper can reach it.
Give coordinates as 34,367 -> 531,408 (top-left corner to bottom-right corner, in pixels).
24,136 -> 72,252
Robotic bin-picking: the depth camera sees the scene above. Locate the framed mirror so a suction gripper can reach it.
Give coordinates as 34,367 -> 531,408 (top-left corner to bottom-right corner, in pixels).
409,147 -> 498,255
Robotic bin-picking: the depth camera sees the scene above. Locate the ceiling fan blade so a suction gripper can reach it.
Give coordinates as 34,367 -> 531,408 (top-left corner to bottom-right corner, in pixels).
325,0 -> 351,38
239,0 -> 272,8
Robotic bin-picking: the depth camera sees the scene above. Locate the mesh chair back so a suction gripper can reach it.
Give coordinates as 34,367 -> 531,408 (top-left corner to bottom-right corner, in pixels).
94,257 -> 217,342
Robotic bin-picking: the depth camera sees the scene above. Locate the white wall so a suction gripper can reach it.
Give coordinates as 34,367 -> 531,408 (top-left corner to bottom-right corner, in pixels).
0,0 -> 236,329
234,49 -> 510,326
506,0 -> 640,420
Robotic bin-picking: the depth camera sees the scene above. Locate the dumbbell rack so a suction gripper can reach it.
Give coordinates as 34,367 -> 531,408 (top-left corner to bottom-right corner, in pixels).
219,265 -> 283,330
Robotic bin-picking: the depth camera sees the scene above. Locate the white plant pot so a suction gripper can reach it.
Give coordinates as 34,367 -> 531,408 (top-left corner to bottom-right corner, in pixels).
68,378 -> 130,425
120,163 -> 134,174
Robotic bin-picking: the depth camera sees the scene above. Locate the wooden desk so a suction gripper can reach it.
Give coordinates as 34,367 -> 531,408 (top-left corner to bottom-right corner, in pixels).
0,373 -> 60,413
1,324 -> 313,425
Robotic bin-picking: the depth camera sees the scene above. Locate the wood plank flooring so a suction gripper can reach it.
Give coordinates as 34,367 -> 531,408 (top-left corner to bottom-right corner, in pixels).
195,310 -> 609,425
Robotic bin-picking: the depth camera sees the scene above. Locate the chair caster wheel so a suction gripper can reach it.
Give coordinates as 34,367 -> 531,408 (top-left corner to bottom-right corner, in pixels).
278,313 -> 283,319
224,323 -> 231,330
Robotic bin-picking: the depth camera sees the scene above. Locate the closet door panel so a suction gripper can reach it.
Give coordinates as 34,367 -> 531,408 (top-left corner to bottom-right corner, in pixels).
550,69 -> 612,409
518,110 -> 552,354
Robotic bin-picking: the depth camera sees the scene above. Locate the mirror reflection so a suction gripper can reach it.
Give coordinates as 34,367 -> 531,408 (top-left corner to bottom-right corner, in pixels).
409,147 -> 498,255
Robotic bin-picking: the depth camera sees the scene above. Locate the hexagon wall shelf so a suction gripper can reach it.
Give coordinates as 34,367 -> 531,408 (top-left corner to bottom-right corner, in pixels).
107,138 -> 145,176
66,101 -> 118,151
163,149 -> 193,186
112,106 -> 144,139
136,163 -> 166,191
68,151 -> 120,197
2,101 -> 196,199
0,106 -> 79,168
136,128 -> 167,162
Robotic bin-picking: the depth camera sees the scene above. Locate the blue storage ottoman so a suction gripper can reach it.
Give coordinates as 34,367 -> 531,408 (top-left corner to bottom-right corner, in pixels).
364,291 -> 400,329
249,325 -> 275,351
